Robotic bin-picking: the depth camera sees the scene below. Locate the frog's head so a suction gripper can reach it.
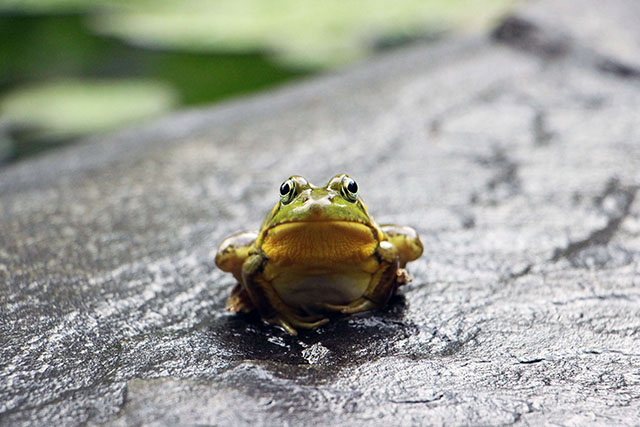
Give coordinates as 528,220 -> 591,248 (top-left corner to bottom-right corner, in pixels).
263,174 -> 376,227
256,174 -> 383,264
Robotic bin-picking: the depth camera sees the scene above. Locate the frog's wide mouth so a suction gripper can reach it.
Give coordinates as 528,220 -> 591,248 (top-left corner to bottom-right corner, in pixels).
267,218 -> 373,229
264,219 -> 378,239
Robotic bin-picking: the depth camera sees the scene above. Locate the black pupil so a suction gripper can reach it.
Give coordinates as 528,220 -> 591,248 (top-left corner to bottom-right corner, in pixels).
347,180 -> 358,194
280,182 -> 291,196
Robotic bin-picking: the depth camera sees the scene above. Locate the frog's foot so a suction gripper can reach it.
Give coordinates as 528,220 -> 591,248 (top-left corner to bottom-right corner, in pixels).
225,284 -> 254,313
396,268 -> 413,287
318,298 -> 378,315
265,312 -> 330,336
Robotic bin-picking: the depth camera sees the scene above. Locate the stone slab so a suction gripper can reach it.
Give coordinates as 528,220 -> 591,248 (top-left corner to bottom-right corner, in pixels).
1,0 -> 640,425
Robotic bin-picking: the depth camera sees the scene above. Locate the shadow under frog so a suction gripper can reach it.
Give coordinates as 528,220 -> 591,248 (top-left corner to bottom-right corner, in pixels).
207,293 -> 416,379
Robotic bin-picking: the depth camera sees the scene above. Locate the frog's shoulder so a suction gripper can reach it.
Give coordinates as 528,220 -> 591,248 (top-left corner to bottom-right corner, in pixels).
380,224 -> 423,266
215,231 -> 258,281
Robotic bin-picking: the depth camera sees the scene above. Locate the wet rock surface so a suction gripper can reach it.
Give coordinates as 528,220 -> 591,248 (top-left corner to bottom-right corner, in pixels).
2,0 -> 640,425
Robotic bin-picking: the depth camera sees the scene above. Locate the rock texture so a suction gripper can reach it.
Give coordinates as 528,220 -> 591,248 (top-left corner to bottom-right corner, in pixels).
1,0 -> 640,425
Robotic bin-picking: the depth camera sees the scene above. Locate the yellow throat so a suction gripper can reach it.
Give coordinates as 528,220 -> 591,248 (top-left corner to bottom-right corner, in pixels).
261,221 -> 378,267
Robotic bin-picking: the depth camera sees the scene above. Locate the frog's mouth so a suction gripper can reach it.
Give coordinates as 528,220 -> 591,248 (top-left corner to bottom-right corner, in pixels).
261,220 -> 379,266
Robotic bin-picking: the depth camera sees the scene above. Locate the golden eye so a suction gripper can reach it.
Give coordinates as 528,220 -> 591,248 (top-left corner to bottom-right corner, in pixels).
341,176 -> 358,202
279,178 -> 296,204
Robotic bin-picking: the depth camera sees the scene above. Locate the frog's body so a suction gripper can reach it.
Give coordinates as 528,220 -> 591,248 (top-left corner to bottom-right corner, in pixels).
215,174 -> 423,335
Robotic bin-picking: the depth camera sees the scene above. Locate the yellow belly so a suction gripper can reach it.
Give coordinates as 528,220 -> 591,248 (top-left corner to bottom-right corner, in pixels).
272,271 -> 372,309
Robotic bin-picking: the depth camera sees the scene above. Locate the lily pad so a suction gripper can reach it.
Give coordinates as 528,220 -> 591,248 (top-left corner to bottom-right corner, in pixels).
0,79 -> 177,139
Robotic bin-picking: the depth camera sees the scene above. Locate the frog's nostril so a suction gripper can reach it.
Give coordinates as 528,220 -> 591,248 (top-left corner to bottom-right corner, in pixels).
309,202 -> 322,214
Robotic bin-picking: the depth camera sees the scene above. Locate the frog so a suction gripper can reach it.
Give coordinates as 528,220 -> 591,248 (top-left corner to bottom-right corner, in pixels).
215,174 -> 423,335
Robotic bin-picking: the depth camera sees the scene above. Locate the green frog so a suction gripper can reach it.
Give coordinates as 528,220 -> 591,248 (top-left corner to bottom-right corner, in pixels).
215,174 -> 423,335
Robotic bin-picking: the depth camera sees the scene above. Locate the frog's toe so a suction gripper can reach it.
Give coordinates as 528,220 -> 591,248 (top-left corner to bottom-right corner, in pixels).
225,284 -> 253,313
290,317 -> 330,329
320,298 -> 377,314
266,314 -> 329,335
267,316 -> 299,336
396,268 -> 413,286
285,311 -> 329,329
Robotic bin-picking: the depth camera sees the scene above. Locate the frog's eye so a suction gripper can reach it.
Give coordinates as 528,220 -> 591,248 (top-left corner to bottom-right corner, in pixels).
279,178 -> 296,204
340,176 -> 358,202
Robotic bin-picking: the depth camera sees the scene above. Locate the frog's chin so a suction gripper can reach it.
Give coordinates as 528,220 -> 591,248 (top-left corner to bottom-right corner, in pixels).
261,220 -> 378,266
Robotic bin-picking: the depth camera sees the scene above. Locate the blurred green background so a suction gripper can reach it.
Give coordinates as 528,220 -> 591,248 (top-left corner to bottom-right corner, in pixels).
0,0 -> 516,165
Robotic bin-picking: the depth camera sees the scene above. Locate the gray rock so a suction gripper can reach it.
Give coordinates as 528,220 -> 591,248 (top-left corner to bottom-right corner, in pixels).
2,0 -> 640,425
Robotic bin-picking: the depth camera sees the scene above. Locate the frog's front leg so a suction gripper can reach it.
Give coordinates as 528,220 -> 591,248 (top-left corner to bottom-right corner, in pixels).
216,231 -> 259,283
320,241 -> 401,314
216,231 -> 259,313
242,252 -> 329,335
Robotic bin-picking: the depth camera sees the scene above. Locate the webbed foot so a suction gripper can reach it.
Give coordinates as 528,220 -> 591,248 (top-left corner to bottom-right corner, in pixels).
265,312 -> 330,336
318,298 -> 377,314
225,284 -> 254,313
